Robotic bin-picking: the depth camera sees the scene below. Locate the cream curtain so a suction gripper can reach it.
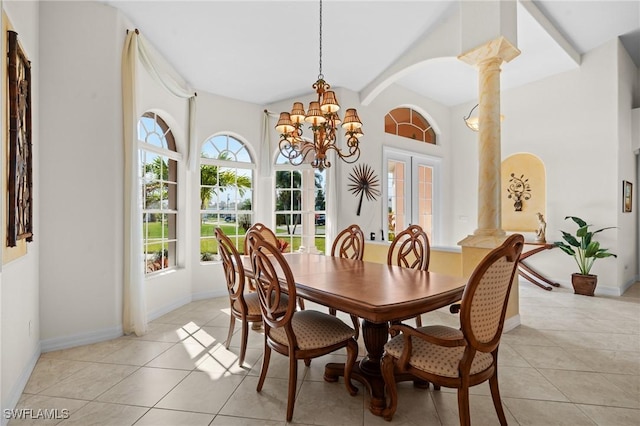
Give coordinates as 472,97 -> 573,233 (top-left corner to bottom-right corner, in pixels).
122,30 -> 196,336
260,110 -> 274,178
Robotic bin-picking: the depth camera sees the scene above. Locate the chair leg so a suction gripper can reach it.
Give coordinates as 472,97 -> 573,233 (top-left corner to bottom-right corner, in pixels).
329,307 -> 337,316
489,371 -> 508,425
225,315 -> 236,349
238,318 -> 249,366
344,338 -> 358,396
286,356 -> 298,422
297,297 -> 305,310
415,314 -> 422,328
256,343 -> 271,392
457,385 -> 471,426
380,354 -> 397,421
303,358 -> 311,367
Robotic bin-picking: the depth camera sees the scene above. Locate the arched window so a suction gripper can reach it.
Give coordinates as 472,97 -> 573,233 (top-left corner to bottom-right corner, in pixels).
138,112 -> 180,274
384,107 -> 436,144
274,153 -> 326,253
200,134 -> 255,259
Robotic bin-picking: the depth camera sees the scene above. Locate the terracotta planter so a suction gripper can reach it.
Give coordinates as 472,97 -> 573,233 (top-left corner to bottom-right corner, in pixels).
571,273 -> 597,296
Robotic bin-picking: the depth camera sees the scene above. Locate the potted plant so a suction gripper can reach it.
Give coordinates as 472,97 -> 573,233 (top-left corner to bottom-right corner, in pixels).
554,216 -> 617,296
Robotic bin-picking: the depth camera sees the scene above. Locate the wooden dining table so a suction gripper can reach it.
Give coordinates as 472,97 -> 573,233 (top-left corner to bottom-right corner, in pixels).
241,252 -> 466,416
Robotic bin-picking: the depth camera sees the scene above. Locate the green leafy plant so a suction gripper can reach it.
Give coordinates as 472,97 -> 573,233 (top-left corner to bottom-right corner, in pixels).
554,216 -> 617,275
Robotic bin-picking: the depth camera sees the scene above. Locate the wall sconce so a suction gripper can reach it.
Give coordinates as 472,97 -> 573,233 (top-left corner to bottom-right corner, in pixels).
507,173 -> 531,211
463,104 -> 504,132
463,104 -> 480,131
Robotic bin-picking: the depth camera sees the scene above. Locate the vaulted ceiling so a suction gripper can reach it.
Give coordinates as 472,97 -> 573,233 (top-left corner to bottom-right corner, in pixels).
104,0 -> 640,107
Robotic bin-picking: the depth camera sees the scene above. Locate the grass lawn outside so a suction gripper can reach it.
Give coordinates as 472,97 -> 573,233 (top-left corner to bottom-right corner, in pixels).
145,221 -> 326,259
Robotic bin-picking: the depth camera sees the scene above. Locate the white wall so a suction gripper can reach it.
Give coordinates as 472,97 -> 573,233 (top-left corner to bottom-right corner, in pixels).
617,39 -> 639,288
1,0 -> 637,414
1,0 -> 40,416
190,92 -> 265,298
39,1 -> 126,347
264,83 -> 455,246
452,40 -> 630,293
136,47 -> 194,319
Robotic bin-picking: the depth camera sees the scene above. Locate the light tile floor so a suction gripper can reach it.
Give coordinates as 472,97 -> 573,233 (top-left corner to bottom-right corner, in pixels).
11,281 -> 640,425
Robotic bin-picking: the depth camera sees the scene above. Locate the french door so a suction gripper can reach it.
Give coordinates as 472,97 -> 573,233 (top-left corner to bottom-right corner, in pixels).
383,148 -> 440,243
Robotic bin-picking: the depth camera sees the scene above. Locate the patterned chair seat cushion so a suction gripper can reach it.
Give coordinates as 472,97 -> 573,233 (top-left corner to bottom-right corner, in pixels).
384,325 -> 493,378
235,292 -> 289,317
269,310 -> 355,350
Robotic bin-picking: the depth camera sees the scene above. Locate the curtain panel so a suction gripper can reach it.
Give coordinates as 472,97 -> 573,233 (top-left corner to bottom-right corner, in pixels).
122,30 -> 196,336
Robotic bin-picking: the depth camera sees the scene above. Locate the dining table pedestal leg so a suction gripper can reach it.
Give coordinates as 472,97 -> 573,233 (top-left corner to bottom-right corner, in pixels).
324,319 -> 390,416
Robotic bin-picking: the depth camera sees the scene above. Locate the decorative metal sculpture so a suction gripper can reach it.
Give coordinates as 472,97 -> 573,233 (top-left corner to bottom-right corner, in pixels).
347,164 -> 380,216
507,173 -> 531,212
7,30 -> 33,247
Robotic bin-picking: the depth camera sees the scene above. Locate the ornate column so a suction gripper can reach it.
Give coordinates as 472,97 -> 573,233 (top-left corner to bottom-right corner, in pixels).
459,36 -> 520,239
458,37 -> 521,325
458,37 -> 520,248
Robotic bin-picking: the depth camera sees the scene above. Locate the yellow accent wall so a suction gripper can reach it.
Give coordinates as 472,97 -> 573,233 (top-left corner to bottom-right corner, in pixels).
363,242 -> 463,277
502,153 -> 546,232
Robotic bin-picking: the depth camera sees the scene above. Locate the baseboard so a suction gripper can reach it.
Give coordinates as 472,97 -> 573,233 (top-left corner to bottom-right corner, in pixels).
41,291 -> 228,352
1,342 -> 41,426
523,276 -> 631,297
146,290 -> 227,322
619,277 -> 639,295
503,314 -> 521,333
595,286 -> 622,297
146,295 -> 192,322
192,289 -> 226,301
40,325 -> 123,353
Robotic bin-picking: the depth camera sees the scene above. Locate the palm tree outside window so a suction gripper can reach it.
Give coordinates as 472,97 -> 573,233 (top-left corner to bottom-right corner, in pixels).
274,153 -> 326,253
200,134 -> 254,259
138,112 -> 179,274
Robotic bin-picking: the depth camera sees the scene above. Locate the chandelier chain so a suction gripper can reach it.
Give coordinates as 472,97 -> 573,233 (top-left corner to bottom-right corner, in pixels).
274,0 -> 363,171
318,0 -> 323,80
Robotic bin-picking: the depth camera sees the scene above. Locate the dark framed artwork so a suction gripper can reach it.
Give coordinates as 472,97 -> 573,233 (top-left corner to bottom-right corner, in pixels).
623,180 -> 632,213
7,30 -> 33,247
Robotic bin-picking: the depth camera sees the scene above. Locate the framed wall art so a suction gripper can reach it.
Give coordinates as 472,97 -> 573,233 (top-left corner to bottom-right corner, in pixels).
7,30 -> 33,247
623,180 -> 632,213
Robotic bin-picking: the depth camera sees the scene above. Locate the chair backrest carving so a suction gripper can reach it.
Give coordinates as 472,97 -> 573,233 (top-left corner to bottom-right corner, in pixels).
331,224 -> 365,260
460,233 -> 524,353
250,238 -> 298,339
215,227 -> 245,303
244,223 -> 279,254
387,224 -> 430,271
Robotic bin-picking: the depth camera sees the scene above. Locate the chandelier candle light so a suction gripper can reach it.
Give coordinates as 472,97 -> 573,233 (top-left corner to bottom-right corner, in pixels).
276,0 -> 363,171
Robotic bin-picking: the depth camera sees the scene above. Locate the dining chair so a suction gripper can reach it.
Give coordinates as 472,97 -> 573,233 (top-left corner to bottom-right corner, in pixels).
380,233 -> 524,425
328,224 -> 365,338
249,236 -> 359,422
331,224 -> 365,260
214,227 -> 288,367
244,222 -> 305,309
387,224 -> 430,327
243,222 -> 279,254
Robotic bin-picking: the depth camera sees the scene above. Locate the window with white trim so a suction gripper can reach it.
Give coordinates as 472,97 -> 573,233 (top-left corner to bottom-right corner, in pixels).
383,147 -> 440,243
139,112 -> 179,274
274,154 -> 326,253
200,134 -> 254,258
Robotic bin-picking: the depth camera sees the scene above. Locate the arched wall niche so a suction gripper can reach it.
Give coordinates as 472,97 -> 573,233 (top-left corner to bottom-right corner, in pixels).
501,153 -> 546,232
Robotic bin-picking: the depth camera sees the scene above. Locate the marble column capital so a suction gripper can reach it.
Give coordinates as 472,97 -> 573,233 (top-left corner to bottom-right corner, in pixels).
458,36 -> 520,67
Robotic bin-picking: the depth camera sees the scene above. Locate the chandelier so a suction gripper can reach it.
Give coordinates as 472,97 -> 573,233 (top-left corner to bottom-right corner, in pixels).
275,0 -> 363,171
